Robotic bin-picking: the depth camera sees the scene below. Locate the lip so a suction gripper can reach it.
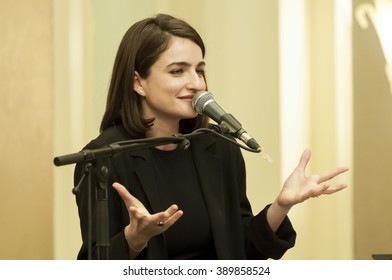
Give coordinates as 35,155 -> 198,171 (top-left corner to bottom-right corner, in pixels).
177,95 -> 194,101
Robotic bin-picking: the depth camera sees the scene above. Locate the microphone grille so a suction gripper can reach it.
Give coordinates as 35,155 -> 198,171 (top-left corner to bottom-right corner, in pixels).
192,91 -> 214,114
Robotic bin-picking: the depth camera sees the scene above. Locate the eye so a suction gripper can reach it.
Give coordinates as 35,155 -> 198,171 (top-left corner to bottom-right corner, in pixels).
196,69 -> 205,76
170,69 -> 184,75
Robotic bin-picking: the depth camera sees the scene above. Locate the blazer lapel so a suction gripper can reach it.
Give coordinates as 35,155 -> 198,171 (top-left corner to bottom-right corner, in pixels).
191,136 -> 231,258
131,149 -> 163,213
127,148 -> 168,259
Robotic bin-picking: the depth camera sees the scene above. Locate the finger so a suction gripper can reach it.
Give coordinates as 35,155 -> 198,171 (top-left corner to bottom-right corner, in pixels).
305,184 -> 330,199
317,166 -> 349,184
153,204 -> 180,221
129,206 -> 150,219
296,149 -> 311,172
112,182 -> 144,208
307,183 -> 347,200
129,206 -> 144,221
112,182 -> 132,203
165,204 -> 181,217
152,205 -> 183,227
155,210 -> 184,228
162,210 -> 183,227
321,183 -> 348,195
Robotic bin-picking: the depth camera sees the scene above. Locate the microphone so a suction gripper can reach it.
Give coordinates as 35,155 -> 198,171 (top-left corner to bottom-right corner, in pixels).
192,91 -> 261,151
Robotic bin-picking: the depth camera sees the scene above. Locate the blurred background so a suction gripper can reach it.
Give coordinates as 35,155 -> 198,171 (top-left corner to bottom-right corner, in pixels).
1,0 -> 391,260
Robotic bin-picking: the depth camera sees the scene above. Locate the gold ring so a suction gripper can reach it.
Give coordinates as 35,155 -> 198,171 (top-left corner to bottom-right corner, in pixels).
157,221 -> 165,227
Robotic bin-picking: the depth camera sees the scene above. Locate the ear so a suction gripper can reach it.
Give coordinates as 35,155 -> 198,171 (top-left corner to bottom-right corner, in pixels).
133,71 -> 145,96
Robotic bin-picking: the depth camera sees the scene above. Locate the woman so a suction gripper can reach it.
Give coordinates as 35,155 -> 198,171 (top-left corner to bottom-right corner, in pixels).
74,14 -> 348,260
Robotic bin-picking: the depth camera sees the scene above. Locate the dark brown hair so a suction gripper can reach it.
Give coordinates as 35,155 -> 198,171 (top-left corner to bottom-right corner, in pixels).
100,14 -> 209,138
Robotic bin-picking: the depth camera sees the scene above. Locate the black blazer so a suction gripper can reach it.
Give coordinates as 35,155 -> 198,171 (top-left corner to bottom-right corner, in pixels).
74,125 -> 296,259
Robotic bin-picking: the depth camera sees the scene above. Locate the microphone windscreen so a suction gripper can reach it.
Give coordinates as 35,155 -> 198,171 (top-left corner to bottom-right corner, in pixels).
192,91 -> 214,114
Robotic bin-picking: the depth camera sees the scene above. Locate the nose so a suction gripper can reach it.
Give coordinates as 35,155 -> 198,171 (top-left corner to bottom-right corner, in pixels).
186,72 -> 206,91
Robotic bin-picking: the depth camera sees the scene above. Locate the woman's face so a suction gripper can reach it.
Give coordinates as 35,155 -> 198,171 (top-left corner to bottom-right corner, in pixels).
135,36 -> 206,127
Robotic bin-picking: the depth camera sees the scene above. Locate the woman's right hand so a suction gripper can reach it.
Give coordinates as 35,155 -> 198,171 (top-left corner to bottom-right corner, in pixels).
112,182 -> 183,254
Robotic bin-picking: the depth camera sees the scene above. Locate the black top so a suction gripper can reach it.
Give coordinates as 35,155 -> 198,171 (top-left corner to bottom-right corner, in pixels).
150,147 -> 216,259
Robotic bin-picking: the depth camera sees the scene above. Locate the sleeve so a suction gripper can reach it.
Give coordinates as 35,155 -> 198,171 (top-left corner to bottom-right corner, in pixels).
246,204 -> 296,259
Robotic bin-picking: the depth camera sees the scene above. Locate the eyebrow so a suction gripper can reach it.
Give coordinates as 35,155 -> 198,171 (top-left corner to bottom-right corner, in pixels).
166,61 -> 206,68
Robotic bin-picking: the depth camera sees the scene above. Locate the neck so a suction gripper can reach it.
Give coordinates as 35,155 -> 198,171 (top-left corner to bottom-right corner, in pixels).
145,120 -> 180,151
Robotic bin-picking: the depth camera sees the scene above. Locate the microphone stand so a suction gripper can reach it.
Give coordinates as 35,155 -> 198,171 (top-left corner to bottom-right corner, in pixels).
72,159 -> 110,260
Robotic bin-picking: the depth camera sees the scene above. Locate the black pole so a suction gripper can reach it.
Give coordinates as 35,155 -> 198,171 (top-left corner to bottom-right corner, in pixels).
94,158 -> 109,260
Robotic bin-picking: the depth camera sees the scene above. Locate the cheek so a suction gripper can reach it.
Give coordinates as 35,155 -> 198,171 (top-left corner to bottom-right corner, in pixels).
149,77 -> 183,93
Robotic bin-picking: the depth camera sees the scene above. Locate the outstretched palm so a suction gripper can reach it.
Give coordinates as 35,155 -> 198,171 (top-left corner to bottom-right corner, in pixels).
277,149 -> 348,208
112,182 -> 183,249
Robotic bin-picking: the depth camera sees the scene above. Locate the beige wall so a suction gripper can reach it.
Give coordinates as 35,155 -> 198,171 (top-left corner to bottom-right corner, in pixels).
3,0 -> 390,260
353,0 -> 392,259
0,0 -> 53,259
278,0 -> 353,259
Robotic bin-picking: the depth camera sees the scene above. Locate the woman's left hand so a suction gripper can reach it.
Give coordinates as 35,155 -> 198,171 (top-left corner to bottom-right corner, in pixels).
277,149 -> 349,209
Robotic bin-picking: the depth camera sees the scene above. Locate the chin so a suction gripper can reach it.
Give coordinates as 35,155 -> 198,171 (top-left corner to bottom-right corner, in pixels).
178,109 -> 198,119
185,112 -> 198,119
